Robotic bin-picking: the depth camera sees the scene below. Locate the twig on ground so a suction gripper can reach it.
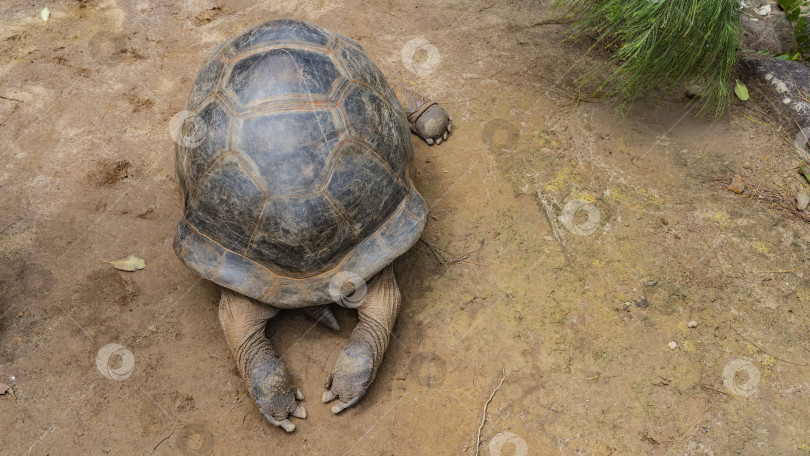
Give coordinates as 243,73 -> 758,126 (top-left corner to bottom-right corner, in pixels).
0,95 -> 23,103
419,238 -> 483,265
712,172 -> 810,224
152,431 -> 174,452
537,189 -> 572,266
474,368 -> 506,456
700,384 -> 731,396
731,327 -> 809,367
758,265 -> 804,274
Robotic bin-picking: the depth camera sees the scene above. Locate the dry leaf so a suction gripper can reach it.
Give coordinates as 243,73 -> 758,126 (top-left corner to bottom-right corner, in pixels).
101,254 -> 146,271
798,188 -> 810,211
728,175 -> 745,194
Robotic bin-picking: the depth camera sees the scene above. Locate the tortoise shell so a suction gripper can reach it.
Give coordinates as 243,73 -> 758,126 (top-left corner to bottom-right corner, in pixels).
173,19 -> 427,308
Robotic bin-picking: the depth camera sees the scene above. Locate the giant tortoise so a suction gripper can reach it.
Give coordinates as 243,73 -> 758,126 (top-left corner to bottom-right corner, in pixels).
173,19 -> 451,431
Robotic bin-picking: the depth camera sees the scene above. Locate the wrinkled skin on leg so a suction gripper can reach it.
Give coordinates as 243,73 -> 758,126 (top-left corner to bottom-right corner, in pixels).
323,265 -> 401,413
392,83 -> 452,145
218,289 -> 306,432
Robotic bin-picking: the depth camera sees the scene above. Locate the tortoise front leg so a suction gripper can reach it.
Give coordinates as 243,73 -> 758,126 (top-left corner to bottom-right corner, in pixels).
218,288 -> 306,432
322,265 -> 401,413
392,83 -> 452,145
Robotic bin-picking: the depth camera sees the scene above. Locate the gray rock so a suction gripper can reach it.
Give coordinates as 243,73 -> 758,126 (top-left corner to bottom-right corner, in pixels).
739,54 -> 810,144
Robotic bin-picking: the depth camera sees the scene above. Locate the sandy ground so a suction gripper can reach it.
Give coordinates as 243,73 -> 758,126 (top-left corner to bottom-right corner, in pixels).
1,1 -> 810,455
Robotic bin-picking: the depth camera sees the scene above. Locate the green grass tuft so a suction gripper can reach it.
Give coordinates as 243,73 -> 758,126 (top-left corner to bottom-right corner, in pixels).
555,0 -> 742,117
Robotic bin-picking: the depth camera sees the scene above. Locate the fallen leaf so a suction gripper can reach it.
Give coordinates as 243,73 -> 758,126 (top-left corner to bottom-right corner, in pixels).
728,175 -> 745,194
734,80 -> 749,101
800,164 -> 810,183
101,254 -> 146,271
41,7 -> 50,23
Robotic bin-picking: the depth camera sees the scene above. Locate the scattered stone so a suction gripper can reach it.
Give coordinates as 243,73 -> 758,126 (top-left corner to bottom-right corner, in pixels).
17,312 -> 23,318
754,4 -> 771,16
668,341 -> 677,350
728,175 -> 745,194
686,84 -> 703,99
797,188 -> 810,211
646,280 -> 658,287
687,320 -> 698,328
635,296 -> 649,308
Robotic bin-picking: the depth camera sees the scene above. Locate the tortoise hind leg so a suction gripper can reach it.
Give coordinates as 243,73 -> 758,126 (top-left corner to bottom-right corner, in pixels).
218,288 -> 306,431
392,83 -> 452,145
322,264 -> 401,413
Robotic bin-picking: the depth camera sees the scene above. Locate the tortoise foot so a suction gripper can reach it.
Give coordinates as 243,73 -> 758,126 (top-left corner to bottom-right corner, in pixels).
413,104 -> 451,146
248,359 -> 307,432
322,342 -> 375,414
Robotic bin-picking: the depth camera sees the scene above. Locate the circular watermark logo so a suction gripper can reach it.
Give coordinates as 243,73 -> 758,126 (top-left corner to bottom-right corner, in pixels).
489,431 -> 528,456
722,358 -> 761,397
558,199 -> 601,235
401,37 -> 440,76
96,343 -> 135,381
22,263 -> 54,298
88,31 -> 126,67
169,110 -> 208,148
177,423 -> 214,456
408,352 -> 447,388
481,119 -> 520,152
793,126 -> 810,163
328,271 -> 367,308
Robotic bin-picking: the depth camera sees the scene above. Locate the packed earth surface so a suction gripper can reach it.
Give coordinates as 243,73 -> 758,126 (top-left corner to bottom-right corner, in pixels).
2,1 -> 810,455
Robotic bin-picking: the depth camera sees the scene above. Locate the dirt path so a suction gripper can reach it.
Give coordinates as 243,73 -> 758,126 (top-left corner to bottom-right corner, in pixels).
1,1 -> 809,455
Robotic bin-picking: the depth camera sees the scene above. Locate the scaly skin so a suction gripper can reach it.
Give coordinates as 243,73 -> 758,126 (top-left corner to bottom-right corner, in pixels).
392,83 -> 452,145
218,289 -> 306,432
322,264 -> 401,413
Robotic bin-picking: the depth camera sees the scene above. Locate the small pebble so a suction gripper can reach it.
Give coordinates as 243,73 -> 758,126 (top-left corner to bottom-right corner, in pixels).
668,341 -> 677,350
687,320 -> 698,328
9,376 -> 16,382
686,84 -> 702,99
17,312 -> 23,318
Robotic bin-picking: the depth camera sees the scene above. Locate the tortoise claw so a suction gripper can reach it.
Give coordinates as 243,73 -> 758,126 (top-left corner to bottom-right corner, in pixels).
322,390 -> 337,402
322,388 -> 361,414
425,137 -> 435,145
278,419 -> 296,433
263,414 -> 297,433
291,405 -> 307,419
442,131 -> 447,141
330,397 -> 360,415
436,138 -> 442,145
